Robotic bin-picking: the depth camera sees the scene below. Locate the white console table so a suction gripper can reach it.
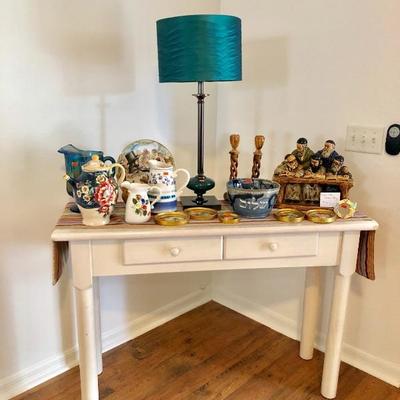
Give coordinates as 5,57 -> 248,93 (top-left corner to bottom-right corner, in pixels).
51,210 -> 378,400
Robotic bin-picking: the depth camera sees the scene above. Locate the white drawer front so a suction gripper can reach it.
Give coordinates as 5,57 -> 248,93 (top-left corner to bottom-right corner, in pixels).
123,237 -> 223,265
224,233 -> 318,260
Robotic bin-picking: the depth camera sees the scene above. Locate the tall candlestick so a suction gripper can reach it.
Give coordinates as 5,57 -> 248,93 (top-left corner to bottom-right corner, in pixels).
251,134 -> 265,178
229,133 -> 240,180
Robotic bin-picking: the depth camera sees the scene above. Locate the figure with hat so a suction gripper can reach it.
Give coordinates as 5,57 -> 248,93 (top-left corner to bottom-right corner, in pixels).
274,153 -> 304,178
326,155 -> 344,179
315,140 -> 339,170
291,137 -> 314,169
337,165 -> 352,180
273,154 -> 304,202
304,153 -> 326,179
326,155 -> 353,180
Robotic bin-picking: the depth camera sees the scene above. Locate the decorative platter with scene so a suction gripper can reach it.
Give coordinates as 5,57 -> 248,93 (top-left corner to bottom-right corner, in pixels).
117,139 -> 175,183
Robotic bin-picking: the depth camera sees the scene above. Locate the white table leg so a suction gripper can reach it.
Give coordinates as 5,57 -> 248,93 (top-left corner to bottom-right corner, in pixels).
321,273 -> 351,398
93,277 -> 103,375
321,231 -> 360,399
75,287 -> 99,399
71,241 -> 99,400
300,266 -> 321,360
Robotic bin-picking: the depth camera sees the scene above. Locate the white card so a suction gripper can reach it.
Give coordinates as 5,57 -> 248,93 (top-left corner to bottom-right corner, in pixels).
320,192 -> 341,208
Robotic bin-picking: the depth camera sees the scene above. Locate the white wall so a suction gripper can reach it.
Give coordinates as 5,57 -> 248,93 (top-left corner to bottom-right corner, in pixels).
0,1 -> 219,397
214,0 -> 400,386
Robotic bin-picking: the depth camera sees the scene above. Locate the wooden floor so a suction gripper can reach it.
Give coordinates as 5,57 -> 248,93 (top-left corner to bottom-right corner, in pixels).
13,301 -> 400,400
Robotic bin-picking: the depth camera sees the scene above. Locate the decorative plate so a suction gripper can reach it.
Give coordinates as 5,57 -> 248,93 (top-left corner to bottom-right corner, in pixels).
154,211 -> 189,226
306,209 -> 337,224
185,207 -> 217,221
117,139 -> 175,184
274,208 -> 305,223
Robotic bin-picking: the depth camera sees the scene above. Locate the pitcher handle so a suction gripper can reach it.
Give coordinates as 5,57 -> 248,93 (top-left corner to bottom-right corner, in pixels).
174,168 -> 191,196
148,186 -> 161,208
103,156 -> 116,164
110,163 -> 126,186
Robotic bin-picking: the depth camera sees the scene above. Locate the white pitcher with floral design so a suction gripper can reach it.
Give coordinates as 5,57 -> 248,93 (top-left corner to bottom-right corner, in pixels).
148,160 -> 190,213
121,181 -> 161,224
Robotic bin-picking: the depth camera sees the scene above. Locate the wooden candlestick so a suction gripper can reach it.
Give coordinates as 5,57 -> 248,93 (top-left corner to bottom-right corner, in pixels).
251,134 -> 265,178
229,133 -> 240,180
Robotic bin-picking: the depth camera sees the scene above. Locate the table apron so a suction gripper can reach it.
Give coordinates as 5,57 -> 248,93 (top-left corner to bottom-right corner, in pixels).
91,232 -> 342,276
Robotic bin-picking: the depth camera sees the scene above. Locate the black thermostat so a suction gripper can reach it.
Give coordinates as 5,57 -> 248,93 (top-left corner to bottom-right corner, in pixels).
385,124 -> 400,155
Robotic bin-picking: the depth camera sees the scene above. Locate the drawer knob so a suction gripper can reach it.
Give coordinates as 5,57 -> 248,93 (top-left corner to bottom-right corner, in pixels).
170,247 -> 181,257
268,242 -> 279,251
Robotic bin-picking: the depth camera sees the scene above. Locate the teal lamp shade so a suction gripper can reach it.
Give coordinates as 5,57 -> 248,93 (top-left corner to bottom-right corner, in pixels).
156,14 -> 242,82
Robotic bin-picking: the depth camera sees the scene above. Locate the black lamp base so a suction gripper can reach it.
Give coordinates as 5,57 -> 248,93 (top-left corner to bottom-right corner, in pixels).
181,195 -> 221,210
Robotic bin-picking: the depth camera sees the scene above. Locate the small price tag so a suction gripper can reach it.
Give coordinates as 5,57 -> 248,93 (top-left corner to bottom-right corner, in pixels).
320,192 -> 341,208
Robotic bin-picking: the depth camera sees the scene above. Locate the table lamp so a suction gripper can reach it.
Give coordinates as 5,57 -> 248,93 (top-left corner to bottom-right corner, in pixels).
156,14 -> 242,209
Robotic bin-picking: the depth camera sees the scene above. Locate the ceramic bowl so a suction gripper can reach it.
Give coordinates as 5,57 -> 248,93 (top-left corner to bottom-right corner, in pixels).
227,178 -> 280,219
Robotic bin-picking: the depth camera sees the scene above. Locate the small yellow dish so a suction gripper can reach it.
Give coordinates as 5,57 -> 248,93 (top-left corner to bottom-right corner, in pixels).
274,208 -> 305,223
218,211 -> 240,224
154,211 -> 189,226
306,209 -> 337,224
185,207 -> 217,221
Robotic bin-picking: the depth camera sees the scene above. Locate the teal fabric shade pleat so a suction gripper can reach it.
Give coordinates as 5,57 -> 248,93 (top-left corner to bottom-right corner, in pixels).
157,14 -> 242,82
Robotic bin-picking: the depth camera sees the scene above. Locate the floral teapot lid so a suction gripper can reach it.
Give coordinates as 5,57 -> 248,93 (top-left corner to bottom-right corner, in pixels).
82,155 -> 109,173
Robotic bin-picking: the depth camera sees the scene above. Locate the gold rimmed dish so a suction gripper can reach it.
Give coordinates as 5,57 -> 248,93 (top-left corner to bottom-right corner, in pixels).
218,211 -> 240,224
154,211 -> 189,226
306,209 -> 337,224
185,207 -> 217,221
274,208 -> 305,223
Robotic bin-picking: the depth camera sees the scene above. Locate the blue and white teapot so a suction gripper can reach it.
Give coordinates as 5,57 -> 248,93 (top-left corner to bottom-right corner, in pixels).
148,160 -> 190,213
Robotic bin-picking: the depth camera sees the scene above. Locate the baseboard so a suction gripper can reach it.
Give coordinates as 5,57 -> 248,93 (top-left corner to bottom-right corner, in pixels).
101,286 -> 212,353
0,287 -> 212,400
0,347 -> 78,400
213,287 -> 299,341
314,331 -> 400,388
213,288 -> 400,388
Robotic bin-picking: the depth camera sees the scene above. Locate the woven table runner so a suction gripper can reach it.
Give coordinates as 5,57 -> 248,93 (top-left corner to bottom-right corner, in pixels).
52,203 -> 375,284
55,201 -> 278,227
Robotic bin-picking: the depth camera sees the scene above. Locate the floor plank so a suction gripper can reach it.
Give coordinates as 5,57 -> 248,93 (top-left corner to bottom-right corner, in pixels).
12,301 -> 400,400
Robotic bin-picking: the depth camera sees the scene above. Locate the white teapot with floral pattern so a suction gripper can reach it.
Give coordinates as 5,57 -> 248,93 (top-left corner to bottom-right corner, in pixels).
121,182 -> 161,224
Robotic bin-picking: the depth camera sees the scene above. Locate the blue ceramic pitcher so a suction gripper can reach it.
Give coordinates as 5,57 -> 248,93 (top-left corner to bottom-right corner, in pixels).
58,144 -> 115,212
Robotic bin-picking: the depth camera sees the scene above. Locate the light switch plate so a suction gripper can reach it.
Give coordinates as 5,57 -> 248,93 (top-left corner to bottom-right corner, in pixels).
345,125 -> 384,154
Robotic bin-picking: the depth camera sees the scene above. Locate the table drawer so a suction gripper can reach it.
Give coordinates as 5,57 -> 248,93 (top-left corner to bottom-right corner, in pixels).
224,233 -> 318,260
123,237 -> 223,265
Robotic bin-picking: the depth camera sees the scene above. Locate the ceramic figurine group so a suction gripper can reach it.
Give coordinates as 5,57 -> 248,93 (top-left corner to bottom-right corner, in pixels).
273,138 -> 353,205
274,138 -> 351,180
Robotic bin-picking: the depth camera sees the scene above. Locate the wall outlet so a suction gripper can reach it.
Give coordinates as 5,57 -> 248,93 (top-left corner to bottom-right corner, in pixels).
345,125 -> 384,154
